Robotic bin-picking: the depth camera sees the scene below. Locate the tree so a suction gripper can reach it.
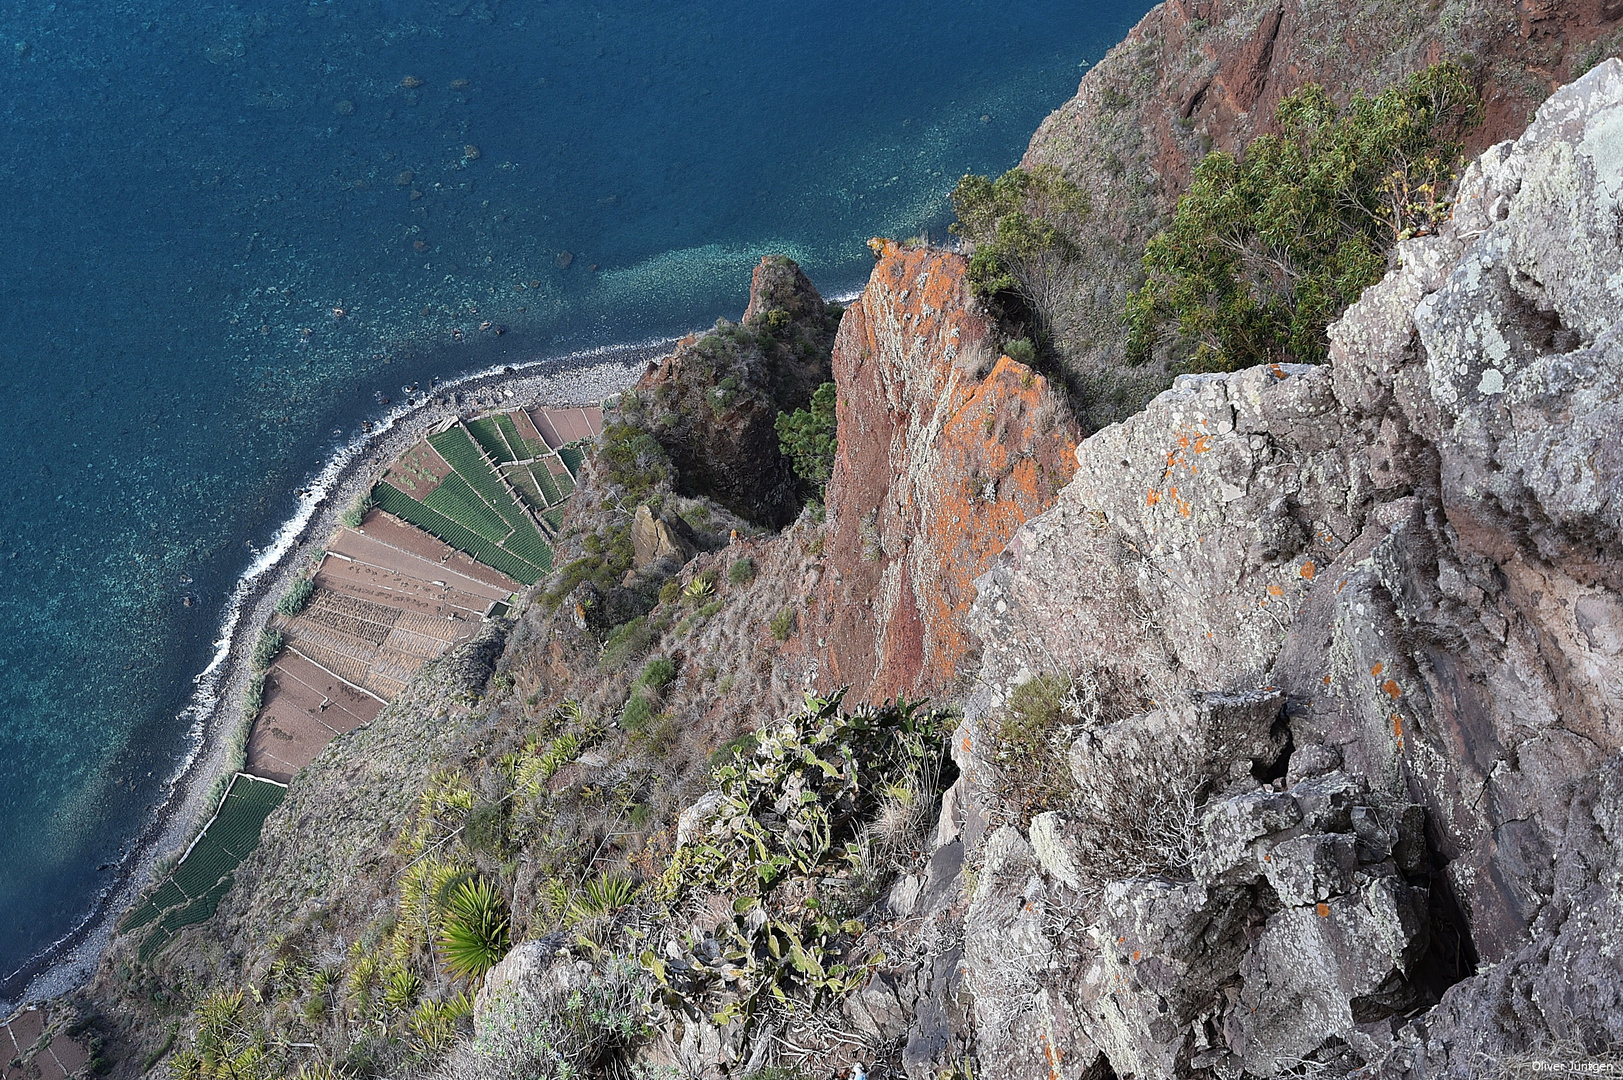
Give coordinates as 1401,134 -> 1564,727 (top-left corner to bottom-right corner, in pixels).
774,381 -> 837,495
1126,62 -> 1482,372
949,164 -> 1091,302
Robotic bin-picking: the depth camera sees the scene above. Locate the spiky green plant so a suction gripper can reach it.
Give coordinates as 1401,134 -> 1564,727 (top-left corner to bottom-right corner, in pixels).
382,964 -> 422,1010
249,628 -> 284,672
407,992 -> 474,1051
439,877 -> 510,979
566,874 -> 639,924
275,576 -> 316,617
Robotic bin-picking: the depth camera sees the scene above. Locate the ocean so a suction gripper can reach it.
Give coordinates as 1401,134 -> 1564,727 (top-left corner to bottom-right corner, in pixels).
0,0 -> 1152,993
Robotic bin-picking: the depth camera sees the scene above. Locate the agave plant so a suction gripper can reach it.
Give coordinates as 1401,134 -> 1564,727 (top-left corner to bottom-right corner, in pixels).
682,574 -> 715,601
382,964 -> 422,1010
565,874 -> 639,924
439,877 -> 511,979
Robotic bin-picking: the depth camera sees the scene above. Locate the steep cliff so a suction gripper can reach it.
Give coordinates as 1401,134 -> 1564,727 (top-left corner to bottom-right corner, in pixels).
950,60 -> 1623,1079
634,255 -> 839,529
810,242 -> 1079,703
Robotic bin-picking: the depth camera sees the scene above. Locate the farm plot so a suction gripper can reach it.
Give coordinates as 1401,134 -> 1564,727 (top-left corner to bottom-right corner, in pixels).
121,774 -> 285,962
381,441 -> 452,498
374,423 -> 559,584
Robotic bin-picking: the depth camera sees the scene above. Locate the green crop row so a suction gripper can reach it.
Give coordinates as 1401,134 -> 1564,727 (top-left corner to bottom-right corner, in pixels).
503,466 -> 549,512
423,473 -> 512,543
466,416 -> 517,464
558,445 -> 585,478
376,484 -> 545,584
493,413 -> 529,459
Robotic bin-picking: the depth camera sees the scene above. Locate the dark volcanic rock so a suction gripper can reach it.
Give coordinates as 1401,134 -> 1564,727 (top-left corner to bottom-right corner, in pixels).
635,255 -> 838,528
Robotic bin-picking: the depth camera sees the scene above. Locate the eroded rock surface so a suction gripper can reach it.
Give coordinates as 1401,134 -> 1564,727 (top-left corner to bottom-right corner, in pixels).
635,254 -> 838,528
956,62 -> 1623,1079
811,241 -> 1079,702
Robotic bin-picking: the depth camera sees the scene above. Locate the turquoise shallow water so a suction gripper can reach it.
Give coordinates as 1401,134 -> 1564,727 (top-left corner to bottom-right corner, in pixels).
0,0 -> 1152,989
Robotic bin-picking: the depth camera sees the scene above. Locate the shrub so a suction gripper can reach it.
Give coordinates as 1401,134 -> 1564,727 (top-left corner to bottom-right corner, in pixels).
274,576 -> 315,617
250,629 -> 284,672
546,525 -> 636,608
599,421 -> 671,499
728,556 -> 756,586
620,693 -> 654,733
464,799 -> 506,856
774,381 -> 838,493
1004,338 -> 1037,366
243,673 -> 265,720
637,657 -> 677,693
993,674 -> 1076,820
657,578 -> 682,606
339,492 -> 374,529
599,616 -> 653,670
769,607 -> 796,642
950,164 -> 1091,301
431,959 -> 648,1080
1126,62 -> 1481,371
709,733 -> 759,773
438,877 -> 510,980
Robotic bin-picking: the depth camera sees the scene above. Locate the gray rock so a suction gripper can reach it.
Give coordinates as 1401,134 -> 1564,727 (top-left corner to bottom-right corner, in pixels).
1264,832 -> 1359,905
1029,811 -> 1083,891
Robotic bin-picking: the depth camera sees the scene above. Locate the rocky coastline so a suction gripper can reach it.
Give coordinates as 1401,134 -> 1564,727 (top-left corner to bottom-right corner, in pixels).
3,347 -> 652,1016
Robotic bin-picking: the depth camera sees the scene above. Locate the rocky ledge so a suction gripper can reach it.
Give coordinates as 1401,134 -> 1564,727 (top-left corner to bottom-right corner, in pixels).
941,60 -> 1623,1079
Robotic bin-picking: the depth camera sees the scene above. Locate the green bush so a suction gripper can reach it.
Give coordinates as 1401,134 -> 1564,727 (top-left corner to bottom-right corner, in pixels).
658,577 -> 683,606
249,629 -> 284,672
1004,338 -> 1037,365
438,877 -> 510,980
464,800 -> 506,856
637,657 -> 677,693
728,556 -> 756,586
620,693 -> 654,732
243,673 -> 265,720
950,164 -> 1090,300
546,525 -> 636,609
995,674 -> 1077,820
600,616 -> 653,671
274,576 -> 315,618
599,421 -> 671,499
1126,62 -> 1481,371
774,381 -> 838,493
339,492 -> 374,529
769,608 -> 796,642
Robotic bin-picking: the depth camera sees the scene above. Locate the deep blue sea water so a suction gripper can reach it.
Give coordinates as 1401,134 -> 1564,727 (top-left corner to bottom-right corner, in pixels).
0,0 -> 1151,988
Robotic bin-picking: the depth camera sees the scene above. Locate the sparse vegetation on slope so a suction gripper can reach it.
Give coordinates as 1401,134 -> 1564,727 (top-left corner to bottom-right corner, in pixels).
1126,62 -> 1482,371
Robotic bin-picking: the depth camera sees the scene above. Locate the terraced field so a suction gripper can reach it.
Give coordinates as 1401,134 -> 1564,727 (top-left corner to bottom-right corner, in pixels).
119,406 -> 604,958
120,774 -> 285,962
374,419 -> 571,585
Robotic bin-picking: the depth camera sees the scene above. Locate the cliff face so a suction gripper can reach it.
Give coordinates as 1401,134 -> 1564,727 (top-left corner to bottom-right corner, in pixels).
809,242 -> 1078,703
948,61 -> 1623,1079
1018,0 -> 1623,414
635,255 -> 838,529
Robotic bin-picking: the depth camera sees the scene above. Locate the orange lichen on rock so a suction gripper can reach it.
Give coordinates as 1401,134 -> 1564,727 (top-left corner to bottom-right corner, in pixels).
811,242 -> 1078,702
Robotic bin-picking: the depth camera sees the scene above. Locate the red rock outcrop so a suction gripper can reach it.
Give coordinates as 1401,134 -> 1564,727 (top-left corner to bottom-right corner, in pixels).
810,242 -> 1078,703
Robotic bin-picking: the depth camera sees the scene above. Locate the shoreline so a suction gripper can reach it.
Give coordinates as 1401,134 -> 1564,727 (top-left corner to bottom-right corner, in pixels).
2,338 -> 660,1013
